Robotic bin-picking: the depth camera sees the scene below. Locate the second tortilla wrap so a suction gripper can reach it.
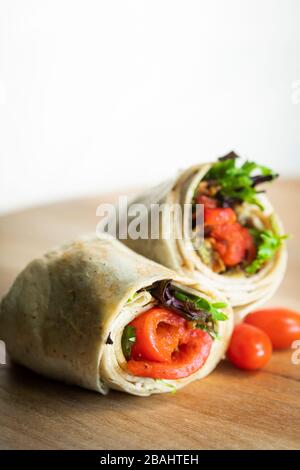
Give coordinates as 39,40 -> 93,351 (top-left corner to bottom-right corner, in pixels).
117,161 -> 287,320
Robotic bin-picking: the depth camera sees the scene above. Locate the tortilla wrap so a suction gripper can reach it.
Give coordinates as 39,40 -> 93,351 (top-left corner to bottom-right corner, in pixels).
118,163 -> 287,320
0,235 -> 233,396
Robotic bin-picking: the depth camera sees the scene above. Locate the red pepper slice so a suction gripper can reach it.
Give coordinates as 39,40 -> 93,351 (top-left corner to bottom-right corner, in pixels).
127,307 -> 213,380
204,207 -> 237,226
196,194 -> 218,208
211,223 -> 256,266
198,196 -> 256,267
130,307 -> 188,362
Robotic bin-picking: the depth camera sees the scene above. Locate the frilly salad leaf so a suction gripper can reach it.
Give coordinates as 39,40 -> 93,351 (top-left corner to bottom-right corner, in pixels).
204,152 -> 278,209
246,228 -> 288,274
149,280 -> 228,339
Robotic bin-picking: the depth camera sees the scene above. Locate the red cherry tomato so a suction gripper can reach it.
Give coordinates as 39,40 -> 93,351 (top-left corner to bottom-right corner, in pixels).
127,307 -> 213,379
227,323 -> 272,370
244,308 -> 300,350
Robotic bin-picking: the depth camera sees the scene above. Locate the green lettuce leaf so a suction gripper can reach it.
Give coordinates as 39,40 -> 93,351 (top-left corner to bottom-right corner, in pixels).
204,154 -> 278,209
121,325 -> 136,360
246,228 -> 288,274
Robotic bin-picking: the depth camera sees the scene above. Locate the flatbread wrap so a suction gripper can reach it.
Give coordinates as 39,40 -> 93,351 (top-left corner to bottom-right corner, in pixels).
0,236 -> 233,396
118,153 -> 287,320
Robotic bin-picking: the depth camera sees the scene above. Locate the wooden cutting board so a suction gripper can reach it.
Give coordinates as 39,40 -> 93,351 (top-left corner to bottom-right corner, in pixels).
0,181 -> 299,450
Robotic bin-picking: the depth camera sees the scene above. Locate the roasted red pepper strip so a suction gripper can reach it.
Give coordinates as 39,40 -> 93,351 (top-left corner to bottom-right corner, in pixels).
204,207 -> 237,226
127,307 -> 213,379
200,198 -> 256,267
130,307 -> 188,362
211,223 -> 256,266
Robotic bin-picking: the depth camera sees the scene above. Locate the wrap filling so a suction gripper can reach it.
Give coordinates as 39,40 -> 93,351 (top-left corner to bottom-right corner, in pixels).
192,152 -> 287,274
121,280 -> 228,380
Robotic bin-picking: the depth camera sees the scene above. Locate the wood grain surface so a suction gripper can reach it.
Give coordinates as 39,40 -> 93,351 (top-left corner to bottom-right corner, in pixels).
0,180 -> 299,450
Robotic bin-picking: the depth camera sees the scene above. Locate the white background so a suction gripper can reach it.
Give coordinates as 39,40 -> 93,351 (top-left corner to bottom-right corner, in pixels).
1,0 -> 300,214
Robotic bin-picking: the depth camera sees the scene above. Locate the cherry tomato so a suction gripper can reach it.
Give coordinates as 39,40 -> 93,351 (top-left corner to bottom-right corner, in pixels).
227,323 -> 272,370
127,307 -> 213,379
245,308 -> 300,350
